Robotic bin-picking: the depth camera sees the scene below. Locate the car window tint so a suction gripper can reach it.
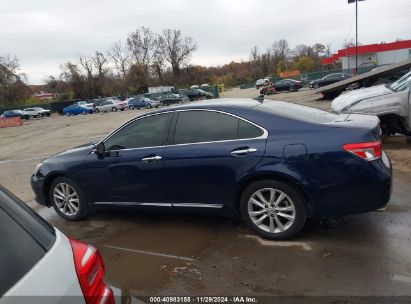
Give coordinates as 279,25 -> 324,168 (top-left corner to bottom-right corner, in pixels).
105,113 -> 172,150
0,208 -> 45,296
174,111 -> 238,144
238,120 -> 264,139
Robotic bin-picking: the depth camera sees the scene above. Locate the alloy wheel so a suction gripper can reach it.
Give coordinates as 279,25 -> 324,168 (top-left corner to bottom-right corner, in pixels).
248,188 -> 296,234
53,183 -> 80,216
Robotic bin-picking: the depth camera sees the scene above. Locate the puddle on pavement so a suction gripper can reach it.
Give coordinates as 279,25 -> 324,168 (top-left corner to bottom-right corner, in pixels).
40,206 -> 225,295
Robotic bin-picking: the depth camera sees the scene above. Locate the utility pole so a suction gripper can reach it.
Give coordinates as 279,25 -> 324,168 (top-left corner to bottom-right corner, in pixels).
348,0 -> 365,74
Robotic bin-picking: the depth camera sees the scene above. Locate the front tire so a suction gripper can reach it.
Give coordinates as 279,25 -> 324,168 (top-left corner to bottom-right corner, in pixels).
49,176 -> 89,220
146,103 -> 153,109
240,180 -> 307,240
112,107 -> 117,112
314,83 -> 320,89
129,105 -> 135,110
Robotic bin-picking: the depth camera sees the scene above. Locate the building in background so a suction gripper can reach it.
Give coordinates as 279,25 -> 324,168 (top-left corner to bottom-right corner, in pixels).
322,40 -> 411,72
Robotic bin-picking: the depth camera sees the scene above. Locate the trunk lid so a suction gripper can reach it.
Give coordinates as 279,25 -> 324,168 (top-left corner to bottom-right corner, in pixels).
322,113 -> 381,140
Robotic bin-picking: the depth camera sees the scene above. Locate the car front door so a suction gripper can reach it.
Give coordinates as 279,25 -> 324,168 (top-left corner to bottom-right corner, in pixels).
84,112 -> 174,207
162,110 -> 267,209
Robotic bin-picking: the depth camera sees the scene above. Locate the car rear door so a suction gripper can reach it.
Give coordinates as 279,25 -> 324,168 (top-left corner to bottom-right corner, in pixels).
162,110 -> 267,209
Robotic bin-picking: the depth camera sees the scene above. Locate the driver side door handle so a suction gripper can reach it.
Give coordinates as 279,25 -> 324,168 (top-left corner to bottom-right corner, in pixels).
141,155 -> 162,162
230,148 -> 258,155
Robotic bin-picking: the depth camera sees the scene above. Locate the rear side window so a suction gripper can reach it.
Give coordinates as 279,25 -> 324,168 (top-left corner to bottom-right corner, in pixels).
173,111 -> 264,145
0,208 -> 46,296
105,113 -> 173,150
238,120 -> 264,139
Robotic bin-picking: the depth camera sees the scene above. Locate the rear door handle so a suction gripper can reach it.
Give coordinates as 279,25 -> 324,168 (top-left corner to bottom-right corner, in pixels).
230,148 -> 257,155
141,155 -> 162,162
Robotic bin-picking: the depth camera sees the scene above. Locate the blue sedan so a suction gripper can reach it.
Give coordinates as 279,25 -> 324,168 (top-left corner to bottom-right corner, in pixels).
31,99 -> 392,239
127,97 -> 161,110
63,105 -> 94,116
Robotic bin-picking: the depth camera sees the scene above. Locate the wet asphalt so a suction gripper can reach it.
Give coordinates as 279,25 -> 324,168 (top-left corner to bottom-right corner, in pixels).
32,169 -> 411,298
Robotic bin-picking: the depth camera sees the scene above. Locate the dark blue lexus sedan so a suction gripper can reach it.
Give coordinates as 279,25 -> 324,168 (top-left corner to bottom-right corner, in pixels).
31,99 -> 392,239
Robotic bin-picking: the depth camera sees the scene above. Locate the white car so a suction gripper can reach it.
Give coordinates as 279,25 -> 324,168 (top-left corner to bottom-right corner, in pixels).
23,107 -> 51,118
0,185 -> 114,304
95,100 -> 126,113
332,71 -> 411,135
74,101 -> 94,109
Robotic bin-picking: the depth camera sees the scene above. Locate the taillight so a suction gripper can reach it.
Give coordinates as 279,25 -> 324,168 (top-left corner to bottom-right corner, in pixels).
343,141 -> 382,161
69,238 -> 114,304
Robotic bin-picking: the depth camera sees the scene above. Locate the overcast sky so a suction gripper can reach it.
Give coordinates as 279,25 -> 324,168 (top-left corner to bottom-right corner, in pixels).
1,0 -> 410,84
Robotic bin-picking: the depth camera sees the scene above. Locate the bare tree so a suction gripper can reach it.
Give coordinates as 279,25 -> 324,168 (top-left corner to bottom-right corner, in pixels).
0,55 -> 30,104
250,46 -> 259,62
152,35 -> 166,83
79,56 -> 94,97
161,29 -> 198,80
92,51 -> 107,78
127,27 -> 157,73
107,40 -> 132,78
271,39 -> 290,60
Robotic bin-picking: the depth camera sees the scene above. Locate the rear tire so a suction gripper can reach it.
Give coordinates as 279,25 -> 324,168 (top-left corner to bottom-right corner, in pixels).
240,180 -> 307,240
49,176 -> 89,221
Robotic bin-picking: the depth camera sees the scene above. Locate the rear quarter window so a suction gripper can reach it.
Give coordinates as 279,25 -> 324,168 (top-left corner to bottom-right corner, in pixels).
0,187 -> 55,296
0,208 -> 46,296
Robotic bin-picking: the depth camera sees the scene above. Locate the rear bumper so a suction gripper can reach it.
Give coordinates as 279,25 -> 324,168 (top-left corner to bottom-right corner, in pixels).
31,174 -> 48,206
310,154 -> 392,219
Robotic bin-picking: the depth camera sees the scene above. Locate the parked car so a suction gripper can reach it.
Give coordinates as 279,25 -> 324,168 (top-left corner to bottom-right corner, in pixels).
310,73 -> 352,89
74,101 -> 94,109
0,185 -> 114,303
193,89 -> 214,99
95,100 -> 126,113
273,79 -> 303,92
90,99 -> 105,107
128,97 -> 161,110
157,93 -> 187,105
255,79 -> 267,89
63,105 -> 95,116
2,110 -> 30,120
332,71 -> 411,135
23,107 -> 51,118
179,89 -> 202,101
31,99 -> 391,240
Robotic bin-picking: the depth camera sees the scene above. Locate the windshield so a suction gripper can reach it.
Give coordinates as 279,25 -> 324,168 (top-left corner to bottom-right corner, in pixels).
388,71 -> 411,92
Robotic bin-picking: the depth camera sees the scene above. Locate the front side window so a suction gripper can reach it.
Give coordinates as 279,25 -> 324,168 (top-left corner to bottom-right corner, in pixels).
104,113 -> 172,150
173,111 -> 264,145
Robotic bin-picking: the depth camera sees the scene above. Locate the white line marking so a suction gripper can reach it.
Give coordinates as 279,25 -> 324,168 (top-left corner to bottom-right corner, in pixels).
392,274 -> 411,284
103,245 -> 194,262
244,235 -> 312,251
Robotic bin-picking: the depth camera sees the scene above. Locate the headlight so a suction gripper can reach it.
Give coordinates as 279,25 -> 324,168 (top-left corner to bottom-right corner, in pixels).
34,162 -> 43,175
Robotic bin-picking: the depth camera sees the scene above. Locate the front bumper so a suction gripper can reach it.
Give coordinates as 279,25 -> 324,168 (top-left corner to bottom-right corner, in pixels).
30,174 -> 48,206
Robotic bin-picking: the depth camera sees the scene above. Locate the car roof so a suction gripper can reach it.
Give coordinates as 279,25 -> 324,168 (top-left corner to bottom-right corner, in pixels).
146,98 -> 337,125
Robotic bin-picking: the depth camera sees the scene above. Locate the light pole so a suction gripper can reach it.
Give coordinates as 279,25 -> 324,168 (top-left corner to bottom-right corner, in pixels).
348,0 -> 365,74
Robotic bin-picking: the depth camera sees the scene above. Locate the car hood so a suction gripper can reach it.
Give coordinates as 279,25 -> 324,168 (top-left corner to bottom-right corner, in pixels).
331,85 -> 392,112
45,142 -> 95,162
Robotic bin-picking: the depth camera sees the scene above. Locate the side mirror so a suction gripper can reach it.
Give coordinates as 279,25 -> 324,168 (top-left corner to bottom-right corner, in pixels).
95,142 -> 105,155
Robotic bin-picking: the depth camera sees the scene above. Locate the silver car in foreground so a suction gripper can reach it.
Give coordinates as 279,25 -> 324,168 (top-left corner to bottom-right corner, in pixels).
332,71 -> 411,135
0,185 -> 114,304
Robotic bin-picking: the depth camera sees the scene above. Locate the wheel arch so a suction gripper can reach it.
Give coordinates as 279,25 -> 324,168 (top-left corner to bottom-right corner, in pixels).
232,172 -> 313,217
42,172 -> 67,206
